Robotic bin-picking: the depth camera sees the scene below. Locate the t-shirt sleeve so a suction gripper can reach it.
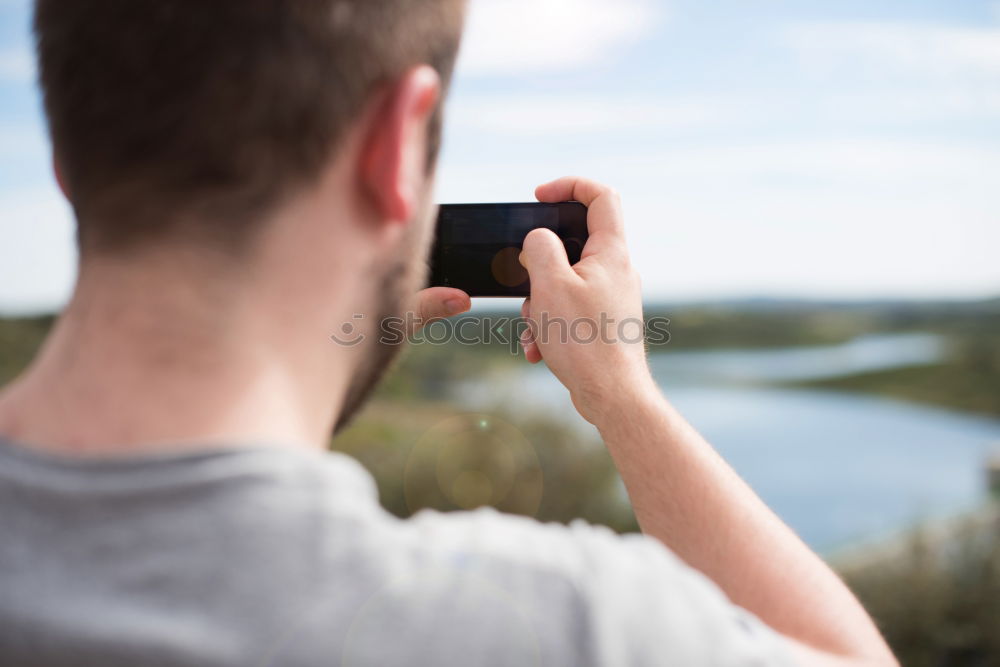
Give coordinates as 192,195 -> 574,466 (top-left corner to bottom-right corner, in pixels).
561,518 -> 798,666
403,507 -> 798,667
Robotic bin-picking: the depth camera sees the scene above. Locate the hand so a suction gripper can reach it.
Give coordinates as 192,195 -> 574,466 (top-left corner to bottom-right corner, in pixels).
407,287 -> 471,335
519,177 -> 656,426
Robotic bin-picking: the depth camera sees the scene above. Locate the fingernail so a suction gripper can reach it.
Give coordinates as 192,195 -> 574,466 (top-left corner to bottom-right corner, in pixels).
444,298 -> 465,314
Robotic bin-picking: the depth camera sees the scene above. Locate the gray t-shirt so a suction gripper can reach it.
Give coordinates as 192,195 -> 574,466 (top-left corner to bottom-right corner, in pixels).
0,439 -> 794,666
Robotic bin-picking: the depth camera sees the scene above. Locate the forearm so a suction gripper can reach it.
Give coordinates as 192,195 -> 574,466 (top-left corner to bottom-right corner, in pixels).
596,379 -> 896,665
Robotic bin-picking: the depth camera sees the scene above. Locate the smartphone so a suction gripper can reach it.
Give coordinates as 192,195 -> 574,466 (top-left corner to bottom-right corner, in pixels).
428,202 -> 588,297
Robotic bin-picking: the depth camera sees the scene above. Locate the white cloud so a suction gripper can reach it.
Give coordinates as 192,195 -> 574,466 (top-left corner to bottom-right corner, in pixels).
455,0 -> 661,77
0,187 -> 76,314
441,138 -> 1000,205
0,124 -> 49,162
449,93 -> 728,135
810,87 -> 1000,121
440,80 -> 1000,166
447,85 -> 1000,141
783,21 -> 1000,78
639,139 -> 1000,186
0,47 -> 34,83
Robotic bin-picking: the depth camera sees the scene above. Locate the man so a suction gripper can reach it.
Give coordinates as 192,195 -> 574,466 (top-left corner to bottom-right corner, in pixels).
0,1 -> 896,665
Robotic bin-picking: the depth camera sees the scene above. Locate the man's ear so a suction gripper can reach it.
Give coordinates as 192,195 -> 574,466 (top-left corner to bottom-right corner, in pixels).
359,65 -> 442,229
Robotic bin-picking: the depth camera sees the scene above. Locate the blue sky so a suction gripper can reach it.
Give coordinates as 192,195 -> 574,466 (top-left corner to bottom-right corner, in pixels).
1,0 -> 999,312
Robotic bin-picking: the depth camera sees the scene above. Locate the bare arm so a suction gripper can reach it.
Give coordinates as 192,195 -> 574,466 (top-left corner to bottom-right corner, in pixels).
518,176 -> 897,667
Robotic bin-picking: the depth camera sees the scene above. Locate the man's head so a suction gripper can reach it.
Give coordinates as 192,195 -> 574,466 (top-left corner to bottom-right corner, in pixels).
33,0 -> 467,435
35,0 -> 464,252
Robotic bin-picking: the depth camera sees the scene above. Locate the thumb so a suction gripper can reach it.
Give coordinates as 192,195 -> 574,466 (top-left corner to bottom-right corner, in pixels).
408,287 -> 470,334
519,228 -> 574,286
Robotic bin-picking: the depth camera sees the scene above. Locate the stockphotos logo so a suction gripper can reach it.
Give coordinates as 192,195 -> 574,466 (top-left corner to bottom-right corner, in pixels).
331,313 -> 670,353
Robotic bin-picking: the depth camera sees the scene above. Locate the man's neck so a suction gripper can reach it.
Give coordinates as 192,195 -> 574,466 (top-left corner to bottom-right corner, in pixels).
0,258 -> 349,457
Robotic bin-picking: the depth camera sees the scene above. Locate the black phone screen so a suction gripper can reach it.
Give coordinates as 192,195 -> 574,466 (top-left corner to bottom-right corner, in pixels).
428,202 -> 588,297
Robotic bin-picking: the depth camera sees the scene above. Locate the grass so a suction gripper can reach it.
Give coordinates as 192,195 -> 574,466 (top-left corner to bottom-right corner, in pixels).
841,511 -> 1000,666
0,315 -> 52,385
333,395 -> 638,533
791,335 -> 1000,417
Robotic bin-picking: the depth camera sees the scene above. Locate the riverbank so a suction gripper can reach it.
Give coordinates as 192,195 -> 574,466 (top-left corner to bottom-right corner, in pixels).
642,298 -> 999,417
786,333 -> 1000,417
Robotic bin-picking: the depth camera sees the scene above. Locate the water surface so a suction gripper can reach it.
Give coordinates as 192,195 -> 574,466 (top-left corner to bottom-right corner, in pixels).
456,333 -> 1000,553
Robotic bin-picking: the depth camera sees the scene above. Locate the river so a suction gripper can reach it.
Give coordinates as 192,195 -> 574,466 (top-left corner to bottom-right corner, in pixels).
455,333 -> 1000,554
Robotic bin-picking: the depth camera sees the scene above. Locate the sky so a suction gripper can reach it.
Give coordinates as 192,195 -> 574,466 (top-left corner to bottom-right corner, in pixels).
1,0 -> 999,313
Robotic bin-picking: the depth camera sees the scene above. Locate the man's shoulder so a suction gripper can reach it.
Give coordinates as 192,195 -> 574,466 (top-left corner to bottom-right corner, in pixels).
308,450 -> 683,589
308,454 -> 794,666
389,503 -> 675,585
309,451 -> 700,608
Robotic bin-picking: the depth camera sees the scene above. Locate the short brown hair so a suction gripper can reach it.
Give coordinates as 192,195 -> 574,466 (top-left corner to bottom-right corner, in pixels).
34,0 -> 465,252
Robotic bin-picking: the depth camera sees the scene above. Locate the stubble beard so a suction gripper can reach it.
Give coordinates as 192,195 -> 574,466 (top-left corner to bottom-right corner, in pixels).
332,196 -> 436,434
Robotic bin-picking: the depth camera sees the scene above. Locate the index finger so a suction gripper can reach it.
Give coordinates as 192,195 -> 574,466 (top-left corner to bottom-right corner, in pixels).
535,176 -> 625,252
